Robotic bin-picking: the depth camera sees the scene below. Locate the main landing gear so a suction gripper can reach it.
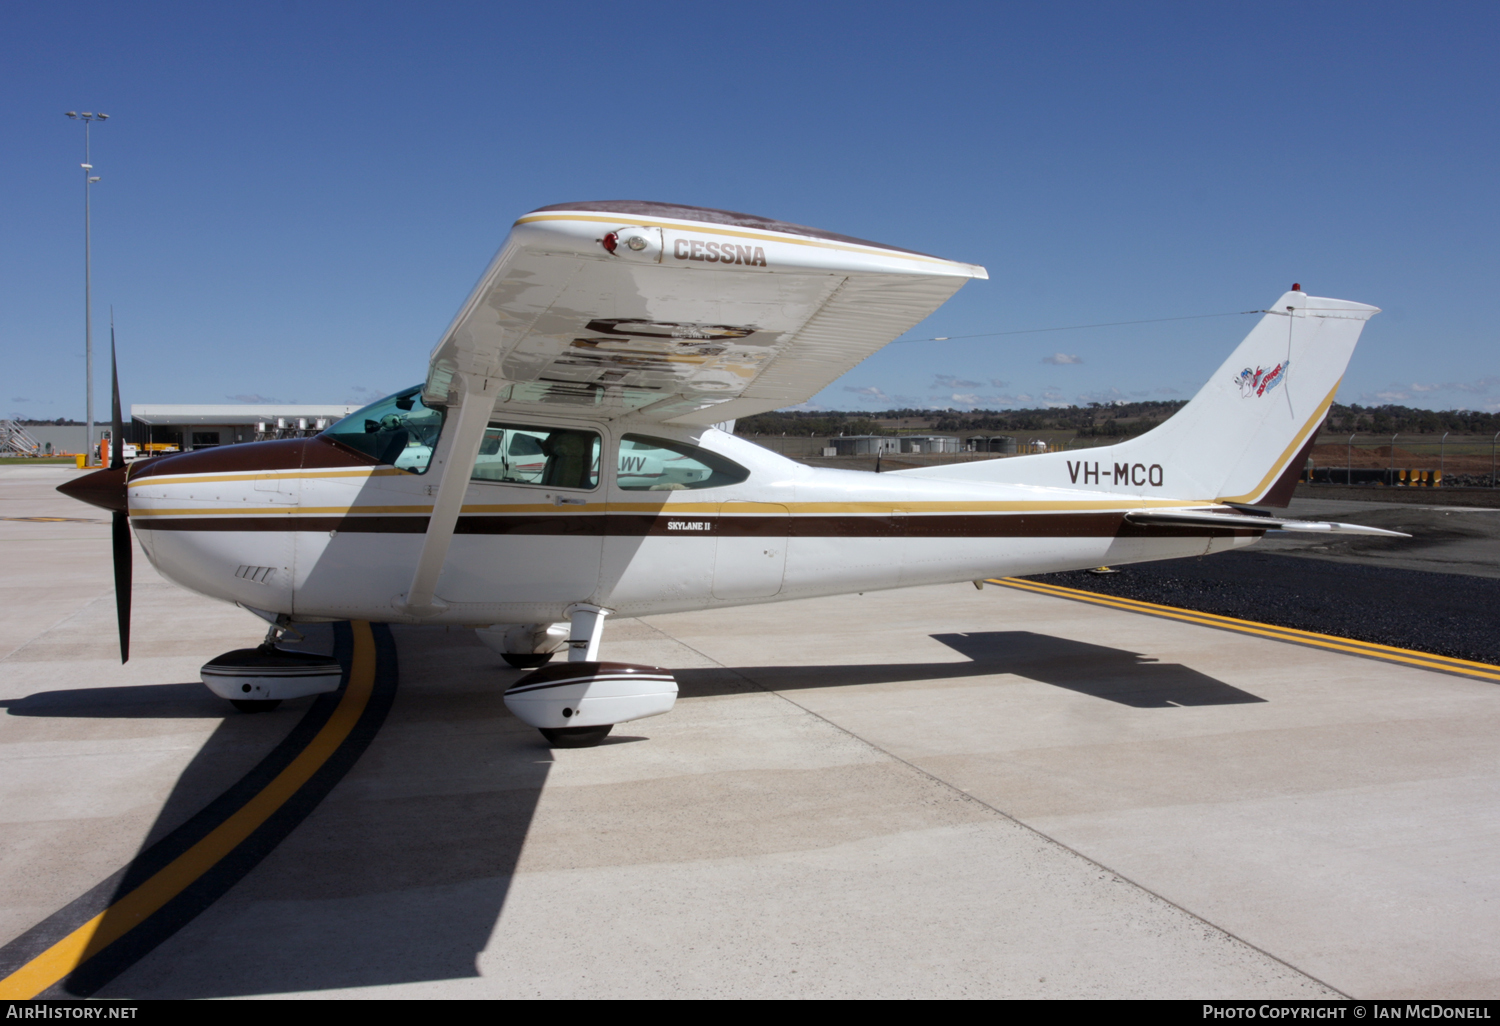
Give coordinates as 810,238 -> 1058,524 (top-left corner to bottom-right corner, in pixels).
492,604 -> 679,748
475,622 -> 567,668
200,620 -> 342,714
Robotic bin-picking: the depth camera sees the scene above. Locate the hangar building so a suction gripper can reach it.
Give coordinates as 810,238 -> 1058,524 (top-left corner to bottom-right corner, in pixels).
129,403 -> 361,451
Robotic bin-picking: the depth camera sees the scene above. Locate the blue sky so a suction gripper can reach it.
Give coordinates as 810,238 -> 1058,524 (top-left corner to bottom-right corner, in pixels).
3,1 -> 1496,420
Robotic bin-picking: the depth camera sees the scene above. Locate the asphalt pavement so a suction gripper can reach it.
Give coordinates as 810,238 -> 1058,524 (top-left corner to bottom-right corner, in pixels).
1031,496 -> 1500,663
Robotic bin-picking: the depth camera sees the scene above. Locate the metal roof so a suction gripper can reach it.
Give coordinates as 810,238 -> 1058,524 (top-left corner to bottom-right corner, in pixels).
129,404 -> 359,426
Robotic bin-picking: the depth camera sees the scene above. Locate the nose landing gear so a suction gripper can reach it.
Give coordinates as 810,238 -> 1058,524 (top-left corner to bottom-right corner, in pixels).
201,620 -> 343,713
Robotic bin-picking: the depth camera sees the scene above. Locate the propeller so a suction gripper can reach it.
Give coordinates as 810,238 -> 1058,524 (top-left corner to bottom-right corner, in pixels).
54,323 -> 133,664
109,316 -> 131,663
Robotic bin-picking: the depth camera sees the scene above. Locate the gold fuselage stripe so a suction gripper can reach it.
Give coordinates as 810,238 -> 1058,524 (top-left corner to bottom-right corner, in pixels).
1215,379 -> 1340,504
128,467 -> 407,488
126,498 -> 1231,518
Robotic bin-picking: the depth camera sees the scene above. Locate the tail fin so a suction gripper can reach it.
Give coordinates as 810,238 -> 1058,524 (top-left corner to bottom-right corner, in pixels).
897,289 -> 1379,505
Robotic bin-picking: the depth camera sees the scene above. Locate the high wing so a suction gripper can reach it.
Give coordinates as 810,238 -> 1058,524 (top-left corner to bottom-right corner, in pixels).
423,201 -> 988,425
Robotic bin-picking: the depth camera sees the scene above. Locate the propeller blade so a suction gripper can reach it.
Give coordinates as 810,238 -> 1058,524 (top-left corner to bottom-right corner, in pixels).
109,314 -> 130,663
112,509 -> 131,663
110,314 -> 124,472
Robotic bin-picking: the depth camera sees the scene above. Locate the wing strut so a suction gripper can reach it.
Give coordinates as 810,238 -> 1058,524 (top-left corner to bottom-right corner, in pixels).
402,373 -> 500,616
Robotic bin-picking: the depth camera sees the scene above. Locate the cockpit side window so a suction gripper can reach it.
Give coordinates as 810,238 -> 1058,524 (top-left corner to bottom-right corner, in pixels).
320,386 -> 445,474
472,424 -> 601,490
616,434 -> 750,491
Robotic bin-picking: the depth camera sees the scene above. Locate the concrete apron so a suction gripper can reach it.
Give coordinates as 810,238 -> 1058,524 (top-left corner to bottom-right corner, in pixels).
1,465 -> 1494,998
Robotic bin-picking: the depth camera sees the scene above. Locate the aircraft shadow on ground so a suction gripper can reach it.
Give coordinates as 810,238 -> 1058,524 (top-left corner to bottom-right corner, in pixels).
3,626 -> 552,998
1,682 -> 230,719
3,626 -> 1251,998
93,624 -> 551,998
678,630 -> 1263,708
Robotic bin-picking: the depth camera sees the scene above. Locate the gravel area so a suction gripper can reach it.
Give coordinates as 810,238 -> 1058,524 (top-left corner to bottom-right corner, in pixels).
1028,551 -> 1500,665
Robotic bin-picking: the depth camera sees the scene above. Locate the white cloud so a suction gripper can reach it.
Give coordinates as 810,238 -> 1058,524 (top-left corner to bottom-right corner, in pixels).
989,378 -> 1010,389
1392,377 -> 1499,398
840,386 -> 922,406
932,374 -> 984,389
1155,386 -> 1181,395
1043,353 -> 1083,365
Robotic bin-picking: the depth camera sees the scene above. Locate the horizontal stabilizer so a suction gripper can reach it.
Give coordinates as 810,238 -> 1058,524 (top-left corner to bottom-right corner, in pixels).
1124,509 -> 1409,537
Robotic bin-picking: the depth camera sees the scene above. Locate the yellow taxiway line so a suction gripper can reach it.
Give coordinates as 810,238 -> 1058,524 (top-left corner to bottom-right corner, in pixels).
990,577 -> 1500,684
0,621 -> 378,1000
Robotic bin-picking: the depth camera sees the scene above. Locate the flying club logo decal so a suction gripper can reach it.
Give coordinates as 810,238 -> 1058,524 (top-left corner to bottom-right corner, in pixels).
1232,360 -> 1290,398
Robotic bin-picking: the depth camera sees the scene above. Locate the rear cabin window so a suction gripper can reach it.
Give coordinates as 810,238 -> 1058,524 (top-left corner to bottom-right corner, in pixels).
320,386 -> 446,474
616,435 -> 750,491
471,425 -> 601,490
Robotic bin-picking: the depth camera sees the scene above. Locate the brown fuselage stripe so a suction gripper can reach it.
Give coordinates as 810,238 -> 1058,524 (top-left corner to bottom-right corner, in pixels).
135,512 -> 1257,540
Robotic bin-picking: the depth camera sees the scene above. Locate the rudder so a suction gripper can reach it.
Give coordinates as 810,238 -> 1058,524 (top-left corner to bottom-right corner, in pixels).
896,289 -> 1379,505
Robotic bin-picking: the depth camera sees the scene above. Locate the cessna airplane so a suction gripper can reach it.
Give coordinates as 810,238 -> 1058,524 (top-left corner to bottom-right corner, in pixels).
61,200 -> 1402,747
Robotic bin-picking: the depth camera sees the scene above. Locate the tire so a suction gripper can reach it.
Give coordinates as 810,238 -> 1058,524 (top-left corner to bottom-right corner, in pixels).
502,652 -> 556,669
539,724 -> 613,748
230,699 -> 282,713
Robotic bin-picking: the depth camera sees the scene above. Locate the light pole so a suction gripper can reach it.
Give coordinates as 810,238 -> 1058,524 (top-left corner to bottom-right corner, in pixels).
64,111 -> 108,464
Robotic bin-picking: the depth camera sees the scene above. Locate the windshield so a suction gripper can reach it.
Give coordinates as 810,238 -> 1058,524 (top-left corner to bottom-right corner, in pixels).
321,385 -> 445,473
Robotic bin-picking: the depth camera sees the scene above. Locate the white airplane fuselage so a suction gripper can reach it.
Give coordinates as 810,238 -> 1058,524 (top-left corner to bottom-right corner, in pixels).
127,419 -> 1254,627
